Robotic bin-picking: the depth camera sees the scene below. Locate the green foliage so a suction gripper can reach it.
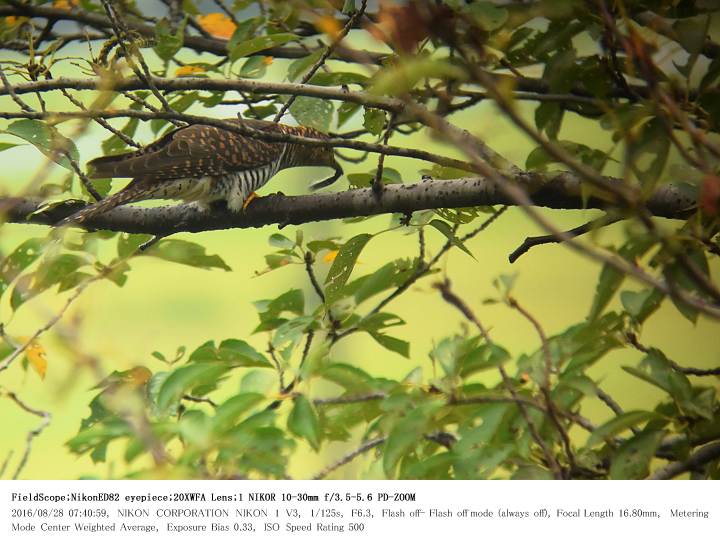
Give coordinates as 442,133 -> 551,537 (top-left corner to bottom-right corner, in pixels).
2,120 -> 79,170
1,0 -> 717,482
288,96 -> 334,132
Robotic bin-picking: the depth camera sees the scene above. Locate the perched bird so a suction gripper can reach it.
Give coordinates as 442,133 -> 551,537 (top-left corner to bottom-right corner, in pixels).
57,118 -> 342,225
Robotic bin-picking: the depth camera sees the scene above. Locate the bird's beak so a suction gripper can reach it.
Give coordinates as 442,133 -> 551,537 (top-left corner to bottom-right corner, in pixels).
309,161 -> 343,191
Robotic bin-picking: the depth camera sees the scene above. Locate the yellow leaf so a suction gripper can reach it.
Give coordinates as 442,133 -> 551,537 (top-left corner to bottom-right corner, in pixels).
20,338 -> 47,380
323,250 -> 339,263
262,56 -> 274,66
315,15 -> 342,39
175,65 -> 207,77
197,13 -> 237,39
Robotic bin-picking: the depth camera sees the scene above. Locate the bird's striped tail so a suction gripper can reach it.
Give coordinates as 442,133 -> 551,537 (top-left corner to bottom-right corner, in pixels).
55,179 -> 149,227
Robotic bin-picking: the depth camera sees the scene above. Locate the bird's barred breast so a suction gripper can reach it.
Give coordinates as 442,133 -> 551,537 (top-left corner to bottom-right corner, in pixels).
144,162 -> 278,212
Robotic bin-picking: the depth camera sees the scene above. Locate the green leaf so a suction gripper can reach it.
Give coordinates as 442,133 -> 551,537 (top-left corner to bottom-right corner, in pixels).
465,2 -> 509,31
342,0 -> 357,14
154,17 -> 186,61
383,401 -> 442,477
345,258 -> 420,305
288,96 -> 334,132
0,238 -> 45,299
588,236 -> 654,320
628,118 -> 670,188
429,219 -> 475,259
369,331 -> 409,358
268,233 -> 296,249
0,142 -> 21,153
620,289 -> 663,323
672,15 -> 710,77
102,118 -> 139,155
324,234 -> 372,303
371,58 -> 467,96
534,102 -> 563,140
238,56 -> 268,79
363,107 -> 386,136
213,392 -> 265,435
337,101 -> 361,127
226,17 -> 260,49
229,33 -> 297,62
586,411 -> 658,448
3,120 -> 79,170
272,316 -> 314,354
610,429 -> 666,479
287,394 -> 321,450
287,50 -> 324,82
459,342 -> 510,378
318,363 -> 374,392
188,339 -> 272,368
145,240 -> 231,271
35,254 -> 90,293
157,362 -> 231,412
526,141 -> 610,172
254,288 -> 305,328
311,72 -> 368,86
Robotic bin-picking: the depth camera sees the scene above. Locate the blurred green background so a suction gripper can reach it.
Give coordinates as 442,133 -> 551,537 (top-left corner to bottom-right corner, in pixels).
1,40 -> 718,480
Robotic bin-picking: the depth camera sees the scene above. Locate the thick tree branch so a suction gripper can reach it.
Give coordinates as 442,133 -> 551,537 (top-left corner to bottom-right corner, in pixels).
0,175 -> 695,236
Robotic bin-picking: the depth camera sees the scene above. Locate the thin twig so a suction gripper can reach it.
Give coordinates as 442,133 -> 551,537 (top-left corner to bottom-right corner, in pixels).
508,296 -> 577,471
2,390 -> 51,479
274,0 -> 369,122
312,437 -> 385,480
313,392 -> 387,405
509,214 -> 621,263
304,251 -> 325,304
626,332 -> 720,376
436,280 -> 564,479
182,395 -> 217,408
648,441 -> 720,480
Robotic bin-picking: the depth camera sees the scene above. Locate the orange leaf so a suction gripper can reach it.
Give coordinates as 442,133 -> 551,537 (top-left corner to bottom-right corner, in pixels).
315,15 -> 342,39
21,339 -> 47,380
126,366 -> 152,386
197,13 -> 237,40
52,0 -> 78,10
175,65 -> 207,77
323,250 -> 339,263
262,56 -> 274,66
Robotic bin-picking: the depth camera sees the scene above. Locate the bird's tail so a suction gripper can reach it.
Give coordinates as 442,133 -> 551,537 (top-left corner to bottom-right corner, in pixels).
55,179 -> 149,227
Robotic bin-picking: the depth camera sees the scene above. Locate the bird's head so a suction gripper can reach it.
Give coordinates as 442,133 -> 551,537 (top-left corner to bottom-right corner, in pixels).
293,126 -> 343,190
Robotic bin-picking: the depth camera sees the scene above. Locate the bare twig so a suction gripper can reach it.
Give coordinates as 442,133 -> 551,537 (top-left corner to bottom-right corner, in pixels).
626,333 -> 720,376
648,441 -> 720,480
304,252 -> 325,304
509,214 -> 621,263
182,395 -> 218,408
2,390 -> 51,479
312,436 -> 385,480
313,392 -> 387,405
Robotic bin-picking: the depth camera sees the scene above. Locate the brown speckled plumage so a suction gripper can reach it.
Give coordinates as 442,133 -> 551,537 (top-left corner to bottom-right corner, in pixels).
58,119 -> 342,225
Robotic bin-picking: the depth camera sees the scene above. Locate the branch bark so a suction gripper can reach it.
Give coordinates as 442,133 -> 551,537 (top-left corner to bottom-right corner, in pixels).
0,77 -> 404,113
0,175 -> 695,235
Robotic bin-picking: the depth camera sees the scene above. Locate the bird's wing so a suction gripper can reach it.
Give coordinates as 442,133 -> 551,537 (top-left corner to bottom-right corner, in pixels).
87,123 -> 284,180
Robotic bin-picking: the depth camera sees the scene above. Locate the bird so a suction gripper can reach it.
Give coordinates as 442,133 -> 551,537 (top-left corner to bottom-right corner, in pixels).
57,118 -> 343,226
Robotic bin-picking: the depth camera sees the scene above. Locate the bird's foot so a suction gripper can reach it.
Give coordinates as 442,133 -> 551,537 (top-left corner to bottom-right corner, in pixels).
242,191 -> 259,211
